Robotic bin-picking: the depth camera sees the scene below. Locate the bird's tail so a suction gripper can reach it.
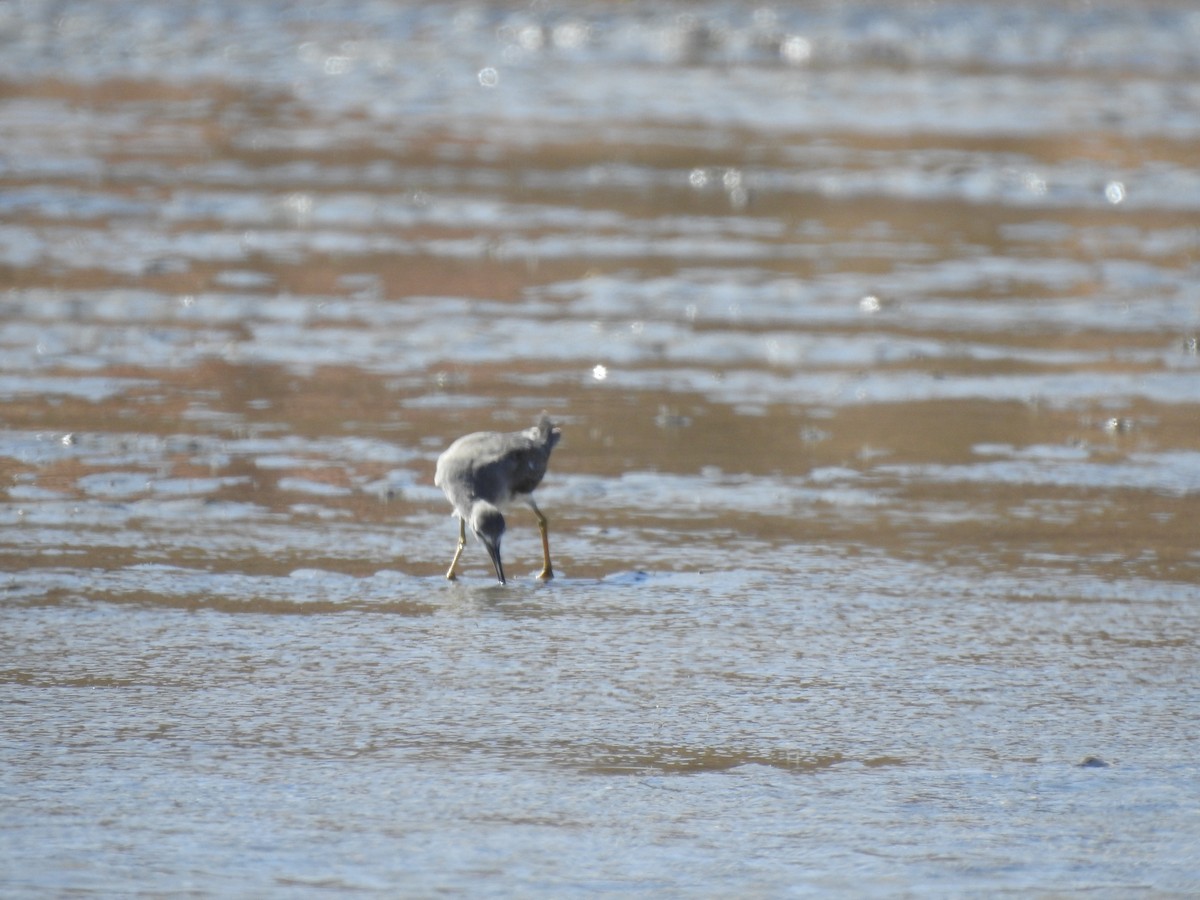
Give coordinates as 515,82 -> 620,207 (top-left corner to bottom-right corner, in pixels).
535,412 -> 562,449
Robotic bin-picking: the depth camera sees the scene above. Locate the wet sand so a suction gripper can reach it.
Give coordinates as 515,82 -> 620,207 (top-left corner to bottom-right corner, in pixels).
2,1 -> 1199,895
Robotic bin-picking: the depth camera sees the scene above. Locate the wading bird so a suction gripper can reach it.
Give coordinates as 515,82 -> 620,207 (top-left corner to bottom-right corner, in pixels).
434,414 -> 561,584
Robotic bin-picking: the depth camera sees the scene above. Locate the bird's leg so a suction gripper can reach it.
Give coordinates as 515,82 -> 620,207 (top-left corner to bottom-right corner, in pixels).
445,517 -> 467,580
529,499 -> 553,580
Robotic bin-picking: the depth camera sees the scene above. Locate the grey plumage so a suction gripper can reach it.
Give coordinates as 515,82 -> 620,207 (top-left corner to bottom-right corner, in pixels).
434,414 -> 561,584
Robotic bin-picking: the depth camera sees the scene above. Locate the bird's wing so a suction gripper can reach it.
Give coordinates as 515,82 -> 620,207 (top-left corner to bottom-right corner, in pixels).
436,431 -> 523,502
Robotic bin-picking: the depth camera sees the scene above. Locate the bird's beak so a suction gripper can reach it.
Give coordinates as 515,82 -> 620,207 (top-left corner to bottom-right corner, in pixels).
484,540 -> 506,585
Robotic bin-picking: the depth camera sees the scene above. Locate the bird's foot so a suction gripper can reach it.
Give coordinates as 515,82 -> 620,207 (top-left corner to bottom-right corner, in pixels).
535,567 -> 554,581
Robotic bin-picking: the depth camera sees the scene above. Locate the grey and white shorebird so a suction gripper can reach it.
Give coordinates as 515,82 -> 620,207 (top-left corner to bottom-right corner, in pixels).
434,413 -> 562,584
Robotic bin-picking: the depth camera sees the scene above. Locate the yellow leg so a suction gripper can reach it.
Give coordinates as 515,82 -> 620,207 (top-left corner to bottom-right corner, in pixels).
446,518 -> 466,580
530,500 -> 553,580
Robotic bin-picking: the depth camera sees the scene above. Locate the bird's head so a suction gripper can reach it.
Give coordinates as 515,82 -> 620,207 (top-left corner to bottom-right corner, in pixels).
470,501 -> 507,584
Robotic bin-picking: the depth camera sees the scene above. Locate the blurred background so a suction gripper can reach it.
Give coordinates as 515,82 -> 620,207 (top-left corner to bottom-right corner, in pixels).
2,1 -> 1199,894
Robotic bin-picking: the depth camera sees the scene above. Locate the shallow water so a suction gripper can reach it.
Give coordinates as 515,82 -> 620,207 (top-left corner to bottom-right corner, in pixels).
2,0 -> 1200,895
